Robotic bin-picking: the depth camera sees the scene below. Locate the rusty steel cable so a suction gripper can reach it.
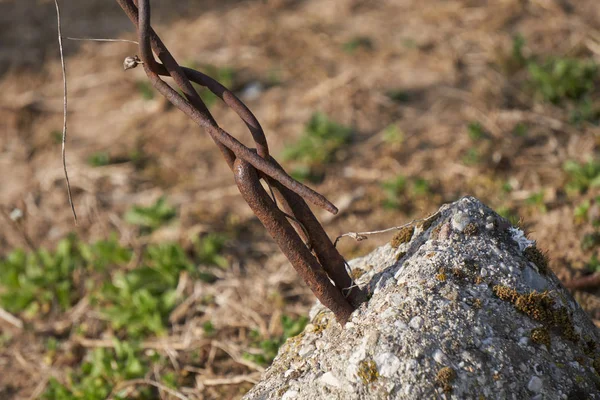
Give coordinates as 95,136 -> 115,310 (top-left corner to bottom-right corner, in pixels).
115,0 -> 366,323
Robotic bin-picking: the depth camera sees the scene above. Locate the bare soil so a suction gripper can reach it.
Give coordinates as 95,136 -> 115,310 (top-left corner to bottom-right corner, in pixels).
1,0 -> 600,399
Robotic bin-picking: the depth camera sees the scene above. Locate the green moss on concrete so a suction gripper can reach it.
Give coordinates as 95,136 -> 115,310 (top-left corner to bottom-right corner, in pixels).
351,267 -> 366,281
493,285 -> 578,342
437,366 -> 456,393
395,251 -> 407,262
531,327 -> 551,348
524,246 -> 550,275
390,226 -> 415,248
357,359 -> 379,385
463,222 -> 479,236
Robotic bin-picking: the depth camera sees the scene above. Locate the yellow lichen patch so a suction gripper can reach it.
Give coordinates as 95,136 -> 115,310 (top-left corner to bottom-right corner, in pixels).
391,226 -> 415,248
417,212 -> 440,231
436,270 -> 447,282
282,331 -> 307,356
463,222 -> 479,236
395,251 -> 407,262
351,267 -> 366,281
430,224 -> 443,241
492,285 -> 579,343
311,311 -> 331,334
530,327 -> 551,348
524,246 -> 550,275
357,359 -> 379,385
492,285 -> 519,303
436,366 -> 456,393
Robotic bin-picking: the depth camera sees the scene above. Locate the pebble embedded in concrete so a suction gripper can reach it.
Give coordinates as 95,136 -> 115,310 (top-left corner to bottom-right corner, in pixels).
433,348 -> 450,365
320,372 -> 342,388
409,316 -> 424,330
375,353 -> 401,377
452,212 -> 471,232
527,376 -> 543,393
243,197 -> 600,400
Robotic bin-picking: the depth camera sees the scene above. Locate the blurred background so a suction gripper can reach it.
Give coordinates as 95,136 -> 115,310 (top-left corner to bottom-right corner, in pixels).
1,0 -> 600,398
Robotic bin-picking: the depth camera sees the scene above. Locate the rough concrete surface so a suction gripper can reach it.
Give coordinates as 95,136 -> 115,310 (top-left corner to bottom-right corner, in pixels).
244,197 -> 600,400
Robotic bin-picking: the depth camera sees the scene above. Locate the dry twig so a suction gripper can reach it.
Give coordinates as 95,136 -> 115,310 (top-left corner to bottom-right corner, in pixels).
334,218 -> 425,247
0,307 -> 23,329
109,379 -> 189,400
53,0 -> 78,224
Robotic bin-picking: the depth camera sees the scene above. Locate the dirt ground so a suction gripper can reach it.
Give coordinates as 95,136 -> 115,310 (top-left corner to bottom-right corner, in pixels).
1,0 -> 600,398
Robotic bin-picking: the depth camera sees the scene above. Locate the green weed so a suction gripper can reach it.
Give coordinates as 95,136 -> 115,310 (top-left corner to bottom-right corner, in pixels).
496,206 -> 520,225
569,98 -> 600,125
99,243 -> 195,338
412,178 -> 431,196
282,112 -> 353,182
382,124 -> 404,145
0,333 -> 12,348
88,151 -> 111,167
381,175 -> 431,210
290,165 -> 324,183
203,321 -> 216,337
0,229 -> 227,339
462,148 -> 481,166
381,175 -> 407,210
581,232 -> 600,252
506,35 -> 598,123
342,36 -> 373,54
267,67 -> 282,86
161,372 -> 178,390
401,38 -> 418,49
243,315 -> 308,366
51,130 -> 63,144
136,80 -> 155,101
526,191 -> 547,213
499,34 -> 527,74
467,121 -> 486,141
194,233 -> 229,268
501,181 -> 513,193
0,235 -> 130,318
79,236 -> 132,271
43,340 -> 150,400
574,200 -> 591,224
125,197 -> 176,232
198,65 -> 235,108
512,34 -> 527,68
386,90 -> 411,103
563,159 -> 600,194
512,122 -> 529,137
586,255 -> 600,273
528,57 -> 597,104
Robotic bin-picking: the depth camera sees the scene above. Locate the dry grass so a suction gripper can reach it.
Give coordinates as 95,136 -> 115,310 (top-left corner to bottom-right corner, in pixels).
1,0 -> 600,398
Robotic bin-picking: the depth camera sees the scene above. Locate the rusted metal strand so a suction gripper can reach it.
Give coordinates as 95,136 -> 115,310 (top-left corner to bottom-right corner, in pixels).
233,158 -> 355,324
264,161 -> 368,308
122,0 -> 236,166
116,0 -> 337,215
114,0 -> 365,324
564,273 -> 600,291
